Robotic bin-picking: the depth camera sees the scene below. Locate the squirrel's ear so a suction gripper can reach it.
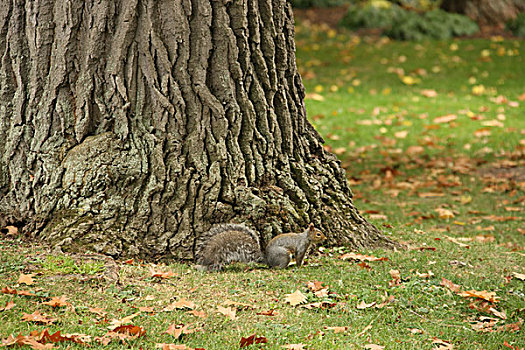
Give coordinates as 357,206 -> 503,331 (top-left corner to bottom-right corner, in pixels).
308,223 -> 315,230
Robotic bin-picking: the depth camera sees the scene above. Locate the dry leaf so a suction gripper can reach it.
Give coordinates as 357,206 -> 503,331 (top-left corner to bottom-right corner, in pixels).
156,344 -> 194,350
306,281 -> 326,292
164,298 -> 195,311
364,344 -> 385,350
356,300 -> 376,309
22,310 -> 56,325
511,272 -> 525,281
325,326 -> 348,333
186,310 -> 206,318
459,290 -> 500,303
357,322 -> 373,337
109,312 -> 141,329
340,253 -> 388,262
18,273 -> 35,286
217,306 -> 237,320
421,89 -> 438,97
88,307 -> 107,317
165,323 -> 201,340
149,266 -> 176,279
284,290 -> 307,307
440,278 -> 463,293
433,114 -> 457,124
111,325 -> 146,337
42,296 -> 70,308
0,301 -> 15,311
445,236 -> 470,248
282,344 -> 305,350
240,334 -> 267,348
435,208 -> 455,220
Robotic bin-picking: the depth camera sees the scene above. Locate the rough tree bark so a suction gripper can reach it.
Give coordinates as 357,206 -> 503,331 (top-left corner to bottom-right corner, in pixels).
441,0 -> 525,26
0,0 -> 393,260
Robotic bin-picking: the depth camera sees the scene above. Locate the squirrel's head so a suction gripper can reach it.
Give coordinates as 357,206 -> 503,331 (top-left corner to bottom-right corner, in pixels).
307,223 -> 326,242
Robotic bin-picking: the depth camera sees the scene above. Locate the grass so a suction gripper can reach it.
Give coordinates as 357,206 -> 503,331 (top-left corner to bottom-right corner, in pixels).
1,20 -> 524,350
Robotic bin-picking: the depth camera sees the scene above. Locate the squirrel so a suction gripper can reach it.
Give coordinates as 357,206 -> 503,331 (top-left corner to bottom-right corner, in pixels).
195,223 -> 326,271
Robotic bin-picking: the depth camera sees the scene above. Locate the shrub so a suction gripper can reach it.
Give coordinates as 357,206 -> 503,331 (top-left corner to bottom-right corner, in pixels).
339,4 -> 480,40
382,9 -> 478,40
506,13 -> 525,37
339,2 -> 407,30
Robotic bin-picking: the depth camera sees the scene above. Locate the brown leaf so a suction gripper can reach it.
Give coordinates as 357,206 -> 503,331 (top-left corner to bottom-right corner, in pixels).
1,334 -> 55,349
111,325 -> 146,337
149,266 -> 176,279
364,344 -> 385,350
217,306 -> 237,320
284,290 -> 307,307
325,326 -> 348,333
440,278 -> 463,293
282,344 -> 306,350
88,307 -> 107,317
22,311 -> 56,325
164,298 -> 195,311
306,281 -> 326,292
165,323 -> 201,340
356,300 -> 376,309
256,309 -> 277,316
340,253 -> 388,262
186,310 -> 207,318
18,273 -> 35,286
0,300 -> 15,311
240,334 -> 267,348
42,296 -> 70,308
109,311 -> 141,329
433,114 -> 457,124
2,225 -> 18,236
459,290 -> 500,303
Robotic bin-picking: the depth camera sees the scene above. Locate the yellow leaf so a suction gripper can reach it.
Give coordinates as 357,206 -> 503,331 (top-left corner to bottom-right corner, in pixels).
400,76 -> 420,85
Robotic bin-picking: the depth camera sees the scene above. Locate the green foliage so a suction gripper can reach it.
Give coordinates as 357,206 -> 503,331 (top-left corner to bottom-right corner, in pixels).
339,2 -> 406,30
340,1 -> 479,41
385,10 -> 479,41
395,0 -> 441,11
506,12 -> 525,37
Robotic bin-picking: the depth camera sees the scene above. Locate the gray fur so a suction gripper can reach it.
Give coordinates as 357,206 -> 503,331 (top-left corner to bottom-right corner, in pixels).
196,224 -> 265,271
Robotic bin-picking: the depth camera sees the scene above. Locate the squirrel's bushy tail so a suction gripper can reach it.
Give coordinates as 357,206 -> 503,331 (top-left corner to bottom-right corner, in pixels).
195,224 -> 265,271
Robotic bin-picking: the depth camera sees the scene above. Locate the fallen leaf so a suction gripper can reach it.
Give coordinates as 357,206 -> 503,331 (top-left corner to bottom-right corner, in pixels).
325,326 -> 348,333
435,208 -> 455,219
284,290 -> 307,307
149,266 -> 176,279
165,323 -> 201,340
217,306 -> 237,320
512,272 -> 525,280
364,344 -> 385,350
421,89 -> 438,97
445,236 -> 469,248
0,300 -> 15,312
240,334 -> 267,348
88,307 -> 107,317
459,290 -> 500,303
340,253 -> 388,262
22,310 -> 56,325
42,296 -> 70,308
357,300 -> 376,309
109,312 -> 141,329
155,344 -> 194,350
111,325 -> 146,337
440,278 -> 463,293
164,298 -> 195,311
282,344 -> 305,350
18,273 -> 35,286
186,310 -> 207,318
433,114 -> 457,124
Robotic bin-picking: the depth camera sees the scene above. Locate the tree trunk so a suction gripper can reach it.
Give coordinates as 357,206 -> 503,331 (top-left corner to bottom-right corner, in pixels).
0,0 -> 393,260
441,0 -> 525,27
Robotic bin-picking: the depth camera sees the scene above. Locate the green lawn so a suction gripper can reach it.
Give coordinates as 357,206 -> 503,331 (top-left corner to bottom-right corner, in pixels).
1,20 -> 524,350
